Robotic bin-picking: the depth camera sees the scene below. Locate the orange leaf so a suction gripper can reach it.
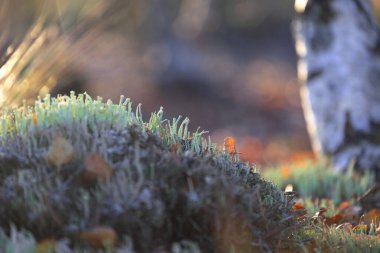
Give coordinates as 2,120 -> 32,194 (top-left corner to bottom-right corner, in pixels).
35,239 -> 56,253
84,153 -> 113,182
224,136 -> 237,155
45,135 -> 75,167
361,208 -> 380,227
32,113 -> 38,126
324,213 -> 343,226
338,201 -> 351,211
353,224 -> 368,234
292,202 -> 307,217
280,166 -> 291,179
79,226 -> 118,249
292,202 -> 305,210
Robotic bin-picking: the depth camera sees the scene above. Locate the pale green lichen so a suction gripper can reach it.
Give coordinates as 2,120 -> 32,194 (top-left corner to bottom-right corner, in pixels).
0,92 -> 299,252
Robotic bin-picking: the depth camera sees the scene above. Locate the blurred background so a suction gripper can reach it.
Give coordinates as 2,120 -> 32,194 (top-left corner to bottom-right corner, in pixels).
2,0 -> 380,168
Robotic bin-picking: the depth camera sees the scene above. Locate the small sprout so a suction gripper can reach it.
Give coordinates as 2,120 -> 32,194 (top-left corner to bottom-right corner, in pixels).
79,226 -> 118,249
84,153 -> 113,182
45,134 -> 75,167
35,239 -> 56,253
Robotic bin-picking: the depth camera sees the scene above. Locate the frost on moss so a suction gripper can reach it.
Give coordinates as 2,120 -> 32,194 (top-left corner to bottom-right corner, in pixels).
0,93 -> 299,252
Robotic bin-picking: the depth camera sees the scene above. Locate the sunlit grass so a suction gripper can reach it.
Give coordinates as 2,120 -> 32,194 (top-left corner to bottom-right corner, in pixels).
263,161 -> 374,204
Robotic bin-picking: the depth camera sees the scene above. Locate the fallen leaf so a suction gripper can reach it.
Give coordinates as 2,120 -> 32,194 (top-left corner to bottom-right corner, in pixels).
292,202 -> 307,217
353,224 -> 368,234
361,208 -> 380,227
324,213 -> 343,226
338,201 -> 351,211
84,153 -> 113,182
35,239 -> 56,253
32,113 -> 38,126
224,136 -> 237,155
292,202 -> 304,210
79,226 -> 118,249
339,205 -> 361,224
45,135 -> 75,167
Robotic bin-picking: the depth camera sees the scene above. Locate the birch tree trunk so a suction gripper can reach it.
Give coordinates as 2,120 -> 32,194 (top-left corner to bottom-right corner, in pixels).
293,0 -> 380,176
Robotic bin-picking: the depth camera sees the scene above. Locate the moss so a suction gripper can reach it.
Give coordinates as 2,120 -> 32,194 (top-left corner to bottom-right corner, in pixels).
0,93 -> 299,252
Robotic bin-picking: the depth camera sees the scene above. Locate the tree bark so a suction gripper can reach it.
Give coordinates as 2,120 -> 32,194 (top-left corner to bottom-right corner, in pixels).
293,0 -> 380,175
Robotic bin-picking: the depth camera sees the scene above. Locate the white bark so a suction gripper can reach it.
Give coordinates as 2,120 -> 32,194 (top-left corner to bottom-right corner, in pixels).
294,0 -> 380,174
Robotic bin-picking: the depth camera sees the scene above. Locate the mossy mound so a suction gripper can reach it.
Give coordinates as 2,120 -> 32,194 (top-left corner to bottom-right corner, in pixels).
0,93 -> 299,252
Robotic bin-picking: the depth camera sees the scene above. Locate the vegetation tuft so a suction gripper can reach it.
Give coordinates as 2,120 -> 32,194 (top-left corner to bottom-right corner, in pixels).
0,92 -> 300,252
263,162 -> 373,204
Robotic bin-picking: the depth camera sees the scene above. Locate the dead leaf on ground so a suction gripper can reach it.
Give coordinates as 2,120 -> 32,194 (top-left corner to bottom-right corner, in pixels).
292,202 -> 307,217
32,113 -> 38,126
339,205 -> 361,224
35,239 -> 56,253
338,201 -> 351,212
292,202 -> 304,211
353,224 -> 368,234
361,208 -> 380,227
324,213 -> 343,226
79,226 -> 118,249
45,135 -> 75,167
84,153 -> 113,182
224,137 -> 238,161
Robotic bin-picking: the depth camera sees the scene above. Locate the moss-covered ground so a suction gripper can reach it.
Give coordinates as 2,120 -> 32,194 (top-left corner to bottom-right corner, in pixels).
2,92 -> 380,252
0,93 -> 300,253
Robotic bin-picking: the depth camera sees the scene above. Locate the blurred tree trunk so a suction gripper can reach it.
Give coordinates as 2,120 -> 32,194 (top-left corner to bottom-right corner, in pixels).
293,0 -> 380,177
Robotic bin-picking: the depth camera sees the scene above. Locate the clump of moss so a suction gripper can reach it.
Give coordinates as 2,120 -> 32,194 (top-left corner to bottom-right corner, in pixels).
0,93 -> 299,252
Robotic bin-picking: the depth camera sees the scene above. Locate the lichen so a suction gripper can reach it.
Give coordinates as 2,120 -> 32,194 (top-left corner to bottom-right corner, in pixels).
0,92 -> 299,252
